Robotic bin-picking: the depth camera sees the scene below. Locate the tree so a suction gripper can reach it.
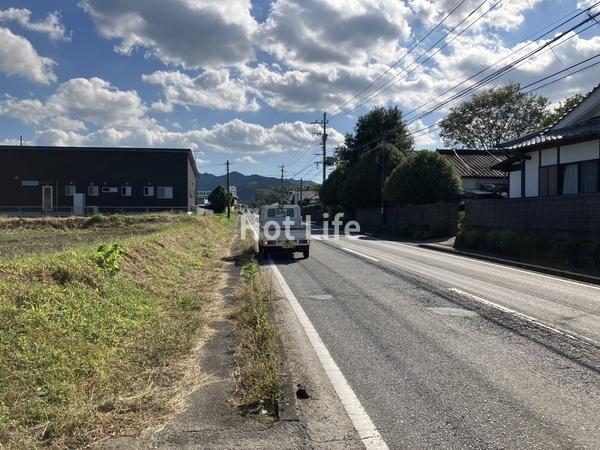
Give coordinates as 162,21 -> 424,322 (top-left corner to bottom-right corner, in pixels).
341,143 -> 406,209
384,151 -> 461,206
333,107 -> 414,167
253,188 -> 281,208
208,185 -> 228,213
541,93 -> 584,128
438,83 -> 550,150
320,166 -> 347,207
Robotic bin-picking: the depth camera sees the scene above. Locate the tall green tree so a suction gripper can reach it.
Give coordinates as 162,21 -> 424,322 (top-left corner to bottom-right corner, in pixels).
384,151 -> 461,206
541,93 -> 584,128
320,166 -> 347,207
438,83 -> 550,149
341,143 -> 406,209
208,185 -> 228,213
333,107 -> 414,167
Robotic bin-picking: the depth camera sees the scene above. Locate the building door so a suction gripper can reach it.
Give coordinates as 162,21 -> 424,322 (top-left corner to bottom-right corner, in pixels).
42,185 -> 53,212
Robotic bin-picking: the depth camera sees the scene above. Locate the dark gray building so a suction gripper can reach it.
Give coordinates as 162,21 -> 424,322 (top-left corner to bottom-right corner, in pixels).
0,145 -> 198,215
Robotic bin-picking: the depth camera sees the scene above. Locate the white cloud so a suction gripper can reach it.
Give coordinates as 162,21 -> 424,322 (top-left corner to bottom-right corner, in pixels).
235,155 -> 257,164
0,77 -> 151,129
49,78 -> 148,127
259,0 -> 412,70
408,0 -> 542,31
408,119 -> 439,148
25,117 -> 345,157
0,8 -> 70,41
80,0 -> 257,68
191,119 -> 344,154
0,27 -> 56,84
143,69 -> 259,112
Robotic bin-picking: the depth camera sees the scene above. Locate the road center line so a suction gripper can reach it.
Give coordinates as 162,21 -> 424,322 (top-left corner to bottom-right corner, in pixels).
269,259 -> 389,450
449,288 -> 600,348
342,247 -> 380,262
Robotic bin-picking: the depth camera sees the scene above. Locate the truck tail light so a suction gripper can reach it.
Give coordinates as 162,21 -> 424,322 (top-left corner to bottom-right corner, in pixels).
299,239 -> 309,244
264,240 -> 277,246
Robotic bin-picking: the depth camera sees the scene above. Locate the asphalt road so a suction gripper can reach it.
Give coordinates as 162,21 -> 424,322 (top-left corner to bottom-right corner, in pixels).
254,218 -> 600,449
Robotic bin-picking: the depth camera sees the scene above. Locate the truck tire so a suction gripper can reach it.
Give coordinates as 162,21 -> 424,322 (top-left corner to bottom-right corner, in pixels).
302,248 -> 310,259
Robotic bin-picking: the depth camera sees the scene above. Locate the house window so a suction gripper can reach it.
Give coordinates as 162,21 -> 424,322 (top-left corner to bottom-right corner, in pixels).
539,165 -> 558,197
157,186 -> 173,199
102,187 -> 118,193
121,186 -> 132,197
88,185 -> 99,196
144,186 -> 155,197
65,185 -> 76,196
560,163 -> 579,195
580,160 -> 599,193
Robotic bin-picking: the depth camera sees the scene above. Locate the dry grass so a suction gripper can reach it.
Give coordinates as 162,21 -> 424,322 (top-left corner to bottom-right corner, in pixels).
0,215 -> 236,448
232,260 -> 282,414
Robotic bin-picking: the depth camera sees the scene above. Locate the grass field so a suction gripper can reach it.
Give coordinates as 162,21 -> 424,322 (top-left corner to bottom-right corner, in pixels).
0,214 -> 236,448
0,214 -> 197,259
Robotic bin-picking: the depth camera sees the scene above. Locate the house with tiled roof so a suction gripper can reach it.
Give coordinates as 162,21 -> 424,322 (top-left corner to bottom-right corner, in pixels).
437,149 -> 507,198
493,83 -> 600,198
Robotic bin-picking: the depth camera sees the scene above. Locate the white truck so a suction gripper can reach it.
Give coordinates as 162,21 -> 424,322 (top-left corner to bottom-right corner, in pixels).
258,204 -> 310,259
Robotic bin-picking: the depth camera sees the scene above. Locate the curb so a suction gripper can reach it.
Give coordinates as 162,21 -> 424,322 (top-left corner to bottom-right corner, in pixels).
418,243 -> 600,286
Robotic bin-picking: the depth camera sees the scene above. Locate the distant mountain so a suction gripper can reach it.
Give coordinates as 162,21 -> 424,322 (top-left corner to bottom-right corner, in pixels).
197,171 -> 316,204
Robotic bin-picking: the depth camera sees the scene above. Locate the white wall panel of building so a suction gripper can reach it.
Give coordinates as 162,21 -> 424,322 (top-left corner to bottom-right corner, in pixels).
541,147 -> 558,166
509,171 -> 522,198
560,140 -> 599,164
525,151 -> 539,197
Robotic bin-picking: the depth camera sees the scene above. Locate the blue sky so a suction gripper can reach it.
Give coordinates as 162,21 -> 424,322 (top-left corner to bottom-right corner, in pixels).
0,0 -> 598,181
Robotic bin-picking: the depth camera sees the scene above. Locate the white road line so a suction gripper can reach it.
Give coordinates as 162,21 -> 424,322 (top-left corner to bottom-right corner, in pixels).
243,214 -> 259,241
269,260 -> 389,450
342,247 -> 380,262
449,288 -> 600,348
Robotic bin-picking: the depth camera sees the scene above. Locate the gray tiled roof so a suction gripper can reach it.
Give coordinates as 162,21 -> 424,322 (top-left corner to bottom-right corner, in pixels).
497,116 -> 600,151
437,149 -> 507,178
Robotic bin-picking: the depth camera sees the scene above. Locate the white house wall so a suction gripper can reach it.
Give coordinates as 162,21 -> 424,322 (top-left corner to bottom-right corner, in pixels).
525,151 -> 539,197
540,147 -> 558,166
509,171 -> 522,198
560,140 -> 600,164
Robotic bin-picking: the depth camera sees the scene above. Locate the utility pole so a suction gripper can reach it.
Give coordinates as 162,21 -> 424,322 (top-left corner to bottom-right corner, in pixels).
226,160 -> 230,219
300,178 -> 303,205
278,163 -> 285,204
19,135 -> 23,146
380,151 -> 385,216
312,113 -> 329,185
380,134 -> 387,216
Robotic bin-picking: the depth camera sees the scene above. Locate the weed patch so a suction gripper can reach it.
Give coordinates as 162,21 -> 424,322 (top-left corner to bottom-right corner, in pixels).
233,261 -> 281,415
0,215 -> 236,448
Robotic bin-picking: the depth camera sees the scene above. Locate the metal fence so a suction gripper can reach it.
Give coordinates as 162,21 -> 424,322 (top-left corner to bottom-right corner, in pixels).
465,193 -> 600,234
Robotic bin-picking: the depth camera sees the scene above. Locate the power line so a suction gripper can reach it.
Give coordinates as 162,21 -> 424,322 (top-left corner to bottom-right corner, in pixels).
408,55 -> 600,143
329,0 -> 499,120
406,10 -> 600,126
403,0 -> 600,121
328,0 -> 470,117
339,52 -> 600,158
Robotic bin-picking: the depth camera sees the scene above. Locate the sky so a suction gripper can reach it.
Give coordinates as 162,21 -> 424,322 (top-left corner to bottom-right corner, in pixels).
0,0 -> 599,181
